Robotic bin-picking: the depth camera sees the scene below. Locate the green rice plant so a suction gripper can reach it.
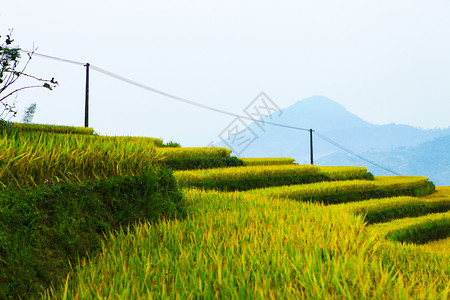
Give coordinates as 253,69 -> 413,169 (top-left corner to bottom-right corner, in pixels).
244,176 -> 434,204
162,156 -> 244,171
41,189 -> 448,299
0,131 -> 163,189
160,141 -> 181,147
386,219 -> 449,245
241,157 -> 296,166
174,165 -> 370,191
156,147 -> 235,170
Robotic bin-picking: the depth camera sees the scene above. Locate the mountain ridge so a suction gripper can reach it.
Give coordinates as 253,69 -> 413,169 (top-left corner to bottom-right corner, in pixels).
318,135 -> 450,185
213,95 -> 450,184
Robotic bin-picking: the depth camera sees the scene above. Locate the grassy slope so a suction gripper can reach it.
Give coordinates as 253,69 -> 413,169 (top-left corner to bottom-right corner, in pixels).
42,188 -> 449,299
1,125 -> 447,299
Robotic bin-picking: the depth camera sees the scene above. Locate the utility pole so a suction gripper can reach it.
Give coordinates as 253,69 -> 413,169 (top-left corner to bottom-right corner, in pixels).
84,63 -> 90,128
310,129 -> 314,165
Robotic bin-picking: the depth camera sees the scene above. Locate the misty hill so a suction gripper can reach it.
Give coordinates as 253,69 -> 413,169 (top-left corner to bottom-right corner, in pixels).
318,135 -> 450,185
272,95 -> 371,132
213,95 -> 450,184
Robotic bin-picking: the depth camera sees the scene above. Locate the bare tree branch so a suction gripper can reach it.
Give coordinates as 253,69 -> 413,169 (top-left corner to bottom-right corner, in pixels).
0,85 -> 46,103
0,30 -> 57,121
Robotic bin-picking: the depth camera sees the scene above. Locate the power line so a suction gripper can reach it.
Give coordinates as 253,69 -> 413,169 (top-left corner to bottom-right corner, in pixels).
314,131 -> 402,176
19,50 -> 86,66
19,49 -> 310,132
22,49 -> 402,175
90,65 -> 311,132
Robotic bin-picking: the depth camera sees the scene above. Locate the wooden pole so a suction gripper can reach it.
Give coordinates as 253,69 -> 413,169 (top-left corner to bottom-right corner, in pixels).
84,63 -> 90,128
310,129 -> 314,165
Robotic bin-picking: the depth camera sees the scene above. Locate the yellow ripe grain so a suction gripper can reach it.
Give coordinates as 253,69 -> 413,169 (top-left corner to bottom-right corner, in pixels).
414,237 -> 450,256
332,186 -> 450,216
44,188 -> 448,299
175,164 -> 320,184
367,211 -> 450,240
0,130 -> 161,189
245,176 -> 431,200
175,165 -> 370,188
241,157 -> 296,166
157,147 -> 231,160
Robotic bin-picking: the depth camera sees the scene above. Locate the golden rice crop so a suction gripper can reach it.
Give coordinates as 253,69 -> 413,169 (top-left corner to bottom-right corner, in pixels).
332,186 -> 450,215
423,186 -> 450,201
241,157 -> 296,166
415,237 -> 450,256
2,122 -> 95,135
245,176 -> 430,199
318,166 -> 369,180
175,165 -> 369,186
174,164 -> 321,185
373,232 -> 449,297
0,132 -> 161,189
157,147 -> 231,160
367,210 -> 450,240
42,189 -> 448,299
367,210 -> 449,284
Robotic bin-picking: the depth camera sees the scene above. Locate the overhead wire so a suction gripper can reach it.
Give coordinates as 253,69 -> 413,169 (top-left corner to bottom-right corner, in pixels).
19,49 -> 311,131
21,49 -> 401,175
19,50 -> 86,66
90,65 -> 311,132
314,131 -> 402,175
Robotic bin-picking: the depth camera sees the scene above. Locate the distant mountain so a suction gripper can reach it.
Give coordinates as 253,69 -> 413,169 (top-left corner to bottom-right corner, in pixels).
213,95 -> 450,184
318,135 -> 450,185
273,95 -> 371,132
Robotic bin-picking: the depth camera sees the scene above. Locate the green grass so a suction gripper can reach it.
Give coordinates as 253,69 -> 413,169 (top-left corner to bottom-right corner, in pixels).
162,156 -> 244,170
0,170 -> 185,299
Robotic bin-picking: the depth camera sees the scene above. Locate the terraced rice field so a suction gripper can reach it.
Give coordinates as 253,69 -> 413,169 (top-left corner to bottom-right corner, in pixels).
44,155 -> 449,299
1,124 -> 448,299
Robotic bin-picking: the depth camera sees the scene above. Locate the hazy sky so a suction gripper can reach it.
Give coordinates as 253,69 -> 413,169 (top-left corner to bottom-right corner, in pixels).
1,0 -> 449,146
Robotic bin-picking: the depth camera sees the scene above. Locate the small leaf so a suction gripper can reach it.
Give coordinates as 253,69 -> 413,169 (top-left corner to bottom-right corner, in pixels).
43,83 -> 53,90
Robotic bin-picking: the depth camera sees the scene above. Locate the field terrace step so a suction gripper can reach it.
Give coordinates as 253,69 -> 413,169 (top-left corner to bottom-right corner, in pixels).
174,165 -> 372,191
157,147 -> 242,170
241,157 -> 296,166
414,236 -> 450,256
242,176 -> 435,205
367,211 -> 450,246
331,186 -> 450,224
